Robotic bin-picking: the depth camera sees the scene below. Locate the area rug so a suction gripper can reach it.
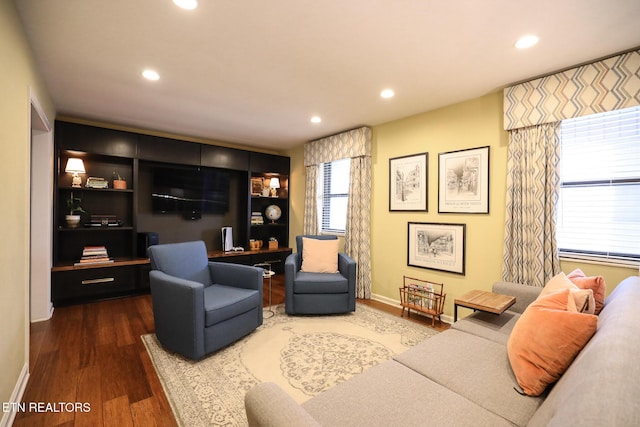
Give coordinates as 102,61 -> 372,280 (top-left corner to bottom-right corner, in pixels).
142,303 -> 438,426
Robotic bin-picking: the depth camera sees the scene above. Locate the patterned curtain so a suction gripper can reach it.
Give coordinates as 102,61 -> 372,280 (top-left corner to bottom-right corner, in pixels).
303,165 -> 319,235
502,122 -> 561,287
345,155 -> 372,298
303,127 -> 372,298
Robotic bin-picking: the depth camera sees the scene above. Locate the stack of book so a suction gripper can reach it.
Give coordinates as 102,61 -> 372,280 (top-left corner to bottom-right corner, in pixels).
251,211 -> 264,225
75,245 -> 113,266
85,176 -> 108,189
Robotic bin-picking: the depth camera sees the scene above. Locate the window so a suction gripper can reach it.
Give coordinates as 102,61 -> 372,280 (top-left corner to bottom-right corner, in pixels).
556,105 -> 640,264
318,158 -> 351,234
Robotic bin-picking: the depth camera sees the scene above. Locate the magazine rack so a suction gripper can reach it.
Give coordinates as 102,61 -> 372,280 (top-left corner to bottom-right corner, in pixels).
399,275 -> 445,326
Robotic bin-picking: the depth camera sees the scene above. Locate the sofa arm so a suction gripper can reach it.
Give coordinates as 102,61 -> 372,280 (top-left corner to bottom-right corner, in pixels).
209,262 -> 263,291
245,382 -> 320,427
492,281 -> 542,313
149,270 -> 206,359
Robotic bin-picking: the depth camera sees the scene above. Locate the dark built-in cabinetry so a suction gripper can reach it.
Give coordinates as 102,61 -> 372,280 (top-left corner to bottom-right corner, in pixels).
52,121 -> 290,306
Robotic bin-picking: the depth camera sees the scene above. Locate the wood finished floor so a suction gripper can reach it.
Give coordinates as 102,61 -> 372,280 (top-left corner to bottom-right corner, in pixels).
15,275 -> 448,426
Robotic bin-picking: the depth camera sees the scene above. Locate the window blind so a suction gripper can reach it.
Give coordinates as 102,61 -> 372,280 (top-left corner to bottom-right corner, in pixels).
557,105 -> 640,261
319,159 -> 350,234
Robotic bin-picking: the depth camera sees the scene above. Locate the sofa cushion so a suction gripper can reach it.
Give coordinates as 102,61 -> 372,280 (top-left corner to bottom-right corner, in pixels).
527,276 -> 640,427
203,284 -> 261,327
292,271 -> 348,294
302,360 -> 514,427
301,237 -> 339,273
539,272 -> 595,314
507,288 -> 598,396
452,310 -> 520,345
395,329 -> 543,426
567,268 -> 606,314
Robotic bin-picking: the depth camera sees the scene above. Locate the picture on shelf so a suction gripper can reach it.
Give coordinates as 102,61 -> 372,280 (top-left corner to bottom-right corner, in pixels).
251,177 -> 264,196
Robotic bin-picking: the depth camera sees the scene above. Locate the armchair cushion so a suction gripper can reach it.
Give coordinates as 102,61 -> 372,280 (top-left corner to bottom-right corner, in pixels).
292,272 -> 349,294
301,237 -> 339,273
204,285 -> 262,327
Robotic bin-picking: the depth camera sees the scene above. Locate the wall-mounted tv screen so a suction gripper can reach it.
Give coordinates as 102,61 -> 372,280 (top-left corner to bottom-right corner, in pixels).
151,165 -> 230,216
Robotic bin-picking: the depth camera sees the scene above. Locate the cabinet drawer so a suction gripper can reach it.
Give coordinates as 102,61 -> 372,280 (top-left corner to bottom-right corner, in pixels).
52,265 -> 139,306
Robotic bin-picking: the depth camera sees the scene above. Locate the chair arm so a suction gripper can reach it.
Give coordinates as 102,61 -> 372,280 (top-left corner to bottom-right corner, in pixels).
245,382 -> 321,427
284,253 -> 300,313
149,270 -> 206,359
338,252 -> 356,284
209,262 -> 263,291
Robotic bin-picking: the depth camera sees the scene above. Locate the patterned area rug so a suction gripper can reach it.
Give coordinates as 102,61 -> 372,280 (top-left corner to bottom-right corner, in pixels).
142,303 -> 438,426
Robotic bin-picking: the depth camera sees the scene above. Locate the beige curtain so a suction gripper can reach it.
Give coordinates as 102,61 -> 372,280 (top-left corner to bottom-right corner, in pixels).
502,122 -> 561,287
303,165 -> 319,235
344,155 -> 372,298
304,127 -> 372,298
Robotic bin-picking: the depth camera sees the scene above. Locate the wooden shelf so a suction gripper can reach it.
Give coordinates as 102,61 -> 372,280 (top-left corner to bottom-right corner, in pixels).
52,257 -> 150,272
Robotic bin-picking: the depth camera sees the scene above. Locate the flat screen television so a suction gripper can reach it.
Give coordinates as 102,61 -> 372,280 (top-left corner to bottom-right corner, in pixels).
151,165 -> 230,217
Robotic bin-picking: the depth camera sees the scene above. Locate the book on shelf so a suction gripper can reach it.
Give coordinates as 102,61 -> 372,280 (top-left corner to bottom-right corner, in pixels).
85,176 -> 109,189
76,245 -> 112,265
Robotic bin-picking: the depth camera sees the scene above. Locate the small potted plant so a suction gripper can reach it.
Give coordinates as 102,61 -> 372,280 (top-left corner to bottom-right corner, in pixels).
66,192 -> 86,228
112,170 -> 126,190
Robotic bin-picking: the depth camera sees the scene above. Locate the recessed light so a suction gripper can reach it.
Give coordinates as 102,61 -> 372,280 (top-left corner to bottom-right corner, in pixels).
515,35 -> 539,49
142,69 -> 160,81
380,89 -> 395,99
310,116 -> 322,124
173,0 -> 198,10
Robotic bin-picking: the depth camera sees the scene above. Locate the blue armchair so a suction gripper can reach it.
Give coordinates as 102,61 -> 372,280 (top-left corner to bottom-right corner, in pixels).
148,240 -> 263,360
285,235 -> 357,315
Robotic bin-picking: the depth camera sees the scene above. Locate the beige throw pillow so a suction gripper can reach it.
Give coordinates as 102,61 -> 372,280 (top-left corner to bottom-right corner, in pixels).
539,273 -> 595,314
300,237 -> 339,273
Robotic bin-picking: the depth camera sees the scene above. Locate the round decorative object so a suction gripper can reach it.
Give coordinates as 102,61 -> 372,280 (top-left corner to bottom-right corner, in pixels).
265,204 -> 282,222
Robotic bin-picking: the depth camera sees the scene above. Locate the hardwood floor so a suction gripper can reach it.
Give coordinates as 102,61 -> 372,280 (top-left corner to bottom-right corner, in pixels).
15,275 -> 447,426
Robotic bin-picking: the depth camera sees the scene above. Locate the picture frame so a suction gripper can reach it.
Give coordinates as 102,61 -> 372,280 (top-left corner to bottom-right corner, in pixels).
407,222 -> 466,275
389,152 -> 428,211
251,177 -> 264,196
438,146 -> 489,214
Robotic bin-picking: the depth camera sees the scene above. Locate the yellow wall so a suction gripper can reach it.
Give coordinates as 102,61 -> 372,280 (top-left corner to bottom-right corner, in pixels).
288,91 -> 636,317
371,92 -> 508,315
0,0 -> 55,409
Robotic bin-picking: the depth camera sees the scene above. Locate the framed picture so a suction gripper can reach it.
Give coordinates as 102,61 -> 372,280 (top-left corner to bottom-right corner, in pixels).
251,177 -> 264,196
438,146 -> 489,213
407,222 -> 466,275
389,153 -> 428,211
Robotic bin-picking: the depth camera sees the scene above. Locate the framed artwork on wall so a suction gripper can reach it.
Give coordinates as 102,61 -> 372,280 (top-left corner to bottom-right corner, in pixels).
407,222 -> 466,275
389,152 -> 428,211
438,146 -> 490,214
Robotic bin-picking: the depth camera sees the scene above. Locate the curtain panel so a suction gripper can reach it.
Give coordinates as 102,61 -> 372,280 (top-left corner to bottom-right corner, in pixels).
502,123 -> 562,287
504,49 -> 640,130
303,126 -> 372,298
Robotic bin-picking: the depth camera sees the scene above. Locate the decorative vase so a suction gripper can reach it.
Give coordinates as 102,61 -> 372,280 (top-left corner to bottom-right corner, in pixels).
113,179 -> 126,190
65,214 -> 81,228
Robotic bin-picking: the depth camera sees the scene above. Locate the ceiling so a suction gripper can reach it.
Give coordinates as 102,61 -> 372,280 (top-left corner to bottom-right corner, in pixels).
14,0 -> 640,150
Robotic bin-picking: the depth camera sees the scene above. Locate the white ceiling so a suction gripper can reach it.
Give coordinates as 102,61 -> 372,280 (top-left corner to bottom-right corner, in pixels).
14,0 -> 640,150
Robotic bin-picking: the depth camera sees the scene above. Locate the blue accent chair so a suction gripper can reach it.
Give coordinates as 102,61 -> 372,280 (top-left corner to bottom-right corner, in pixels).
148,240 -> 263,360
285,235 -> 357,315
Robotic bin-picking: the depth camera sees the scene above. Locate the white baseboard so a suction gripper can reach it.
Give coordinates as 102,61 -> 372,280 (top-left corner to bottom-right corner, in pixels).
370,293 -> 453,325
1,363 -> 29,427
31,303 -> 54,323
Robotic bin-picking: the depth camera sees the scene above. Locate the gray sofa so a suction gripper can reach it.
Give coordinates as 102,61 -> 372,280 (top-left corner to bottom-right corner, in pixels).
245,276 -> 640,426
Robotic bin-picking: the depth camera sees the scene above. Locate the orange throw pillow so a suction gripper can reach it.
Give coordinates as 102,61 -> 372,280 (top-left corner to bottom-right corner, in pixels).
567,269 -> 606,314
507,288 -> 598,396
539,273 -> 595,314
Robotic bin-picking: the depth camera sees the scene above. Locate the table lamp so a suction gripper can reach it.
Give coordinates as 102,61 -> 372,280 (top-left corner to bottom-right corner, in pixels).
65,158 -> 86,188
269,177 -> 280,197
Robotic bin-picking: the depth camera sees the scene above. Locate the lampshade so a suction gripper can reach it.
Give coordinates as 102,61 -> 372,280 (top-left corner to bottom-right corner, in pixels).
65,158 -> 85,174
269,177 -> 280,189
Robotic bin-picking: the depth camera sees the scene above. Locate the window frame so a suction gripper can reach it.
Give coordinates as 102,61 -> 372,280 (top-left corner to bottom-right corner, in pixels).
318,159 -> 350,235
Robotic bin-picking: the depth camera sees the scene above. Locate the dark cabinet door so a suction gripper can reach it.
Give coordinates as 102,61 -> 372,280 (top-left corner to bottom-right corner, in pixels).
138,135 -> 201,165
249,152 -> 290,174
201,145 -> 249,170
56,121 -> 137,158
